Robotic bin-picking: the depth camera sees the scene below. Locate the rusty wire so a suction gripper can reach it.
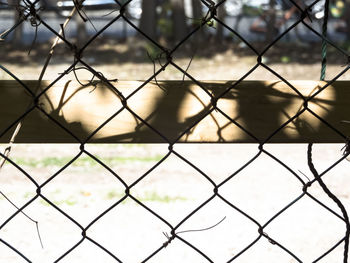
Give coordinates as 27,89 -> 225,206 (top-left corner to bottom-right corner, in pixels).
0,0 -> 350,262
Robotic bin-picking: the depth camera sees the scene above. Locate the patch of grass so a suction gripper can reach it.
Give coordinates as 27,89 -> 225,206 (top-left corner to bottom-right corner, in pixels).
140,191 -> 187,203
37,190 -> 186,207
40,199 -> 51,207
23,191 -> 34,199
10,155 -> 164,168
10,157 -> 71,167
63,199 -> 77,206
105,190 -> 187,203
40,197 -> 77,206
106,190 -> 124,200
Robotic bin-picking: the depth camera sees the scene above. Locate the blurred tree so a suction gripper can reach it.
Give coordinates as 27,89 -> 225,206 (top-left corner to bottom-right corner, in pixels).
265,0 -> 276,42
170,0 -> 187,41
74,0 -> 87,46
8,0 -> 22,45
216,4 -> 226,41
76,16 -> 87,46
343,0 -> 350,40
191,0 -> 202,19
191,0 -> 204,41
139,0 -> 157,40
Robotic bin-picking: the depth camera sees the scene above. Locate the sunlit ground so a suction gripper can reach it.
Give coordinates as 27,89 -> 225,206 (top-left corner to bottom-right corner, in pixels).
0,143 -> 349,262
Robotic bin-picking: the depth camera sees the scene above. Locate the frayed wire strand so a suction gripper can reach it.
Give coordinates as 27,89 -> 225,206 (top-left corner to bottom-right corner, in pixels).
177,216 -> 226,235
162,216 -> 226,248
0,190 -> 44,249
0,0 -> 82,251
147,51 -> 167,92
72,0 -> 98,33
11,0 -> 43,55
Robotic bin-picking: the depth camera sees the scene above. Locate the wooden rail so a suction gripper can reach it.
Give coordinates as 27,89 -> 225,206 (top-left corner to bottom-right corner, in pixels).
0,80 -> 349,143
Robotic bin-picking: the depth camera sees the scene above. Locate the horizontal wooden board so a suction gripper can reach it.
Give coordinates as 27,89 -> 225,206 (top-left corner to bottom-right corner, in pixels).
0,80 -> 349,143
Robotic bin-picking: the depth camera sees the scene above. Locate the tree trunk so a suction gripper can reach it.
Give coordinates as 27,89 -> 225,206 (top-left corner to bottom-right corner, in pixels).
344,0 -> 350,40
191,0 -> 204,41
75,14 -> 87,46
139,0 -> 157,40
8,0 -> 22,45
216,4 -> 226,42
191,0 -> 202,19
69,0 -> 87,46
170,0 -> 187,41
266,0 -> 276,42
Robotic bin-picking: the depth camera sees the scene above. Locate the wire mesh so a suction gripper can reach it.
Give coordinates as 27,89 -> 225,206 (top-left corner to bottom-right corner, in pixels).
0,0 -> 350,262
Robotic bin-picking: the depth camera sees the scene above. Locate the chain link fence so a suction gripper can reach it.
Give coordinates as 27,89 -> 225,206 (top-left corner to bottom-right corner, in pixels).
1,0 -> 350,262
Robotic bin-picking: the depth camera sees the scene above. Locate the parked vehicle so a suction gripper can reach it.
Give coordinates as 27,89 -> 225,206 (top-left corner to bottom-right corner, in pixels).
55,0 -> 117,10
46,0 -> 141,19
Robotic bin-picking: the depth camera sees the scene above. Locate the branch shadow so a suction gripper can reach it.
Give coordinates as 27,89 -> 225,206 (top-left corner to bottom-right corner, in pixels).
1,79 -> 349,143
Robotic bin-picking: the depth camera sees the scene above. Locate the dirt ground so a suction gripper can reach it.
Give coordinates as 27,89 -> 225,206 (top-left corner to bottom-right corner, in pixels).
1,39 -> 350,262
1,40 -> 350,82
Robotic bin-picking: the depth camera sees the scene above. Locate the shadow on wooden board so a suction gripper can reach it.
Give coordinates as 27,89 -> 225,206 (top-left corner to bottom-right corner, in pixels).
0,80 -> 349,143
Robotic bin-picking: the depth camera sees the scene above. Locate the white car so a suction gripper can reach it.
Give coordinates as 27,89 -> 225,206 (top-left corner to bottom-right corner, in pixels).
56,0 -> 117,9
54,0 -> 142,18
